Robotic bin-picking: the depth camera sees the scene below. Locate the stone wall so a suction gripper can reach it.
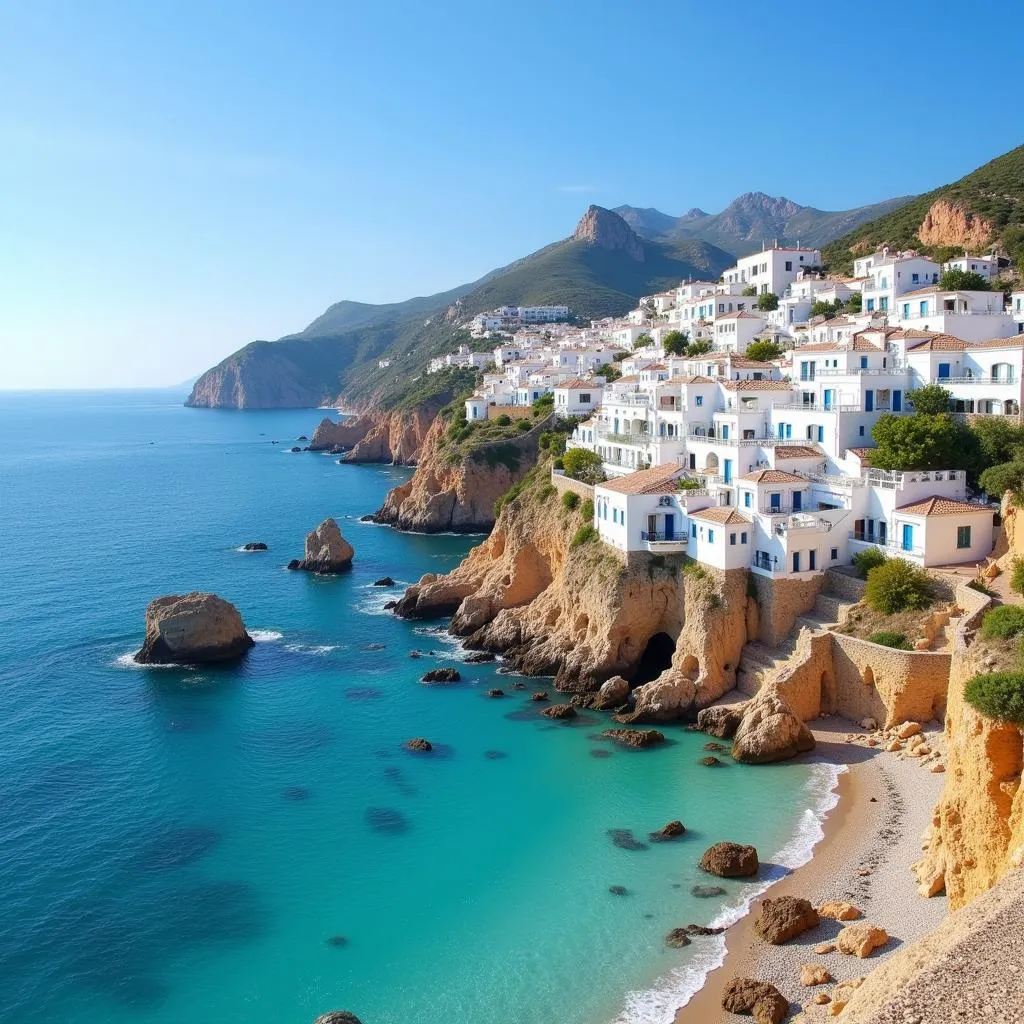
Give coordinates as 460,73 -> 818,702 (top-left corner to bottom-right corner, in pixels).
550,470 -> 595,502
749,572 -> 823,645
484,404 -> 535,421
771,630 -> 834,722
823,567 -> 867,603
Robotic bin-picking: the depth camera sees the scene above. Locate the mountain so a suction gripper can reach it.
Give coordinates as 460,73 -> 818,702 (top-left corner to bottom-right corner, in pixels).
186,207 -> 734,410
615,191 -> 916,256
822,142 -> 1024,274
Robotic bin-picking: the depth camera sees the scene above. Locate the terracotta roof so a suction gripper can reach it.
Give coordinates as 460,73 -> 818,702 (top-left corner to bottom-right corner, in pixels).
847,447 -> 876,460
730,357 -> 777,368
715,310 -> 761,320
598,466 -> 680,496
556,379 -> 599,390
905,335 -> 969,352
739,469 -> 806,483
851,337 -> 883,352
680,375 -> 717,385
722,379 -> 793,390
643,363 -> 668,370
895,495 -> 993,517
791,342 -> 840,352
691,506 -> 753,526
968,337 -> 1024,350
773,445 -> 820,459
614,375 -> 639,383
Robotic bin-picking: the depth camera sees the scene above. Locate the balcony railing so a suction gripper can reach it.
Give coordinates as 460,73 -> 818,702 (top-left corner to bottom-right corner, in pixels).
775,516 -> 833,535
813,367 -> 906,376
848,532 -> 924,558
941,375 -> 1017,385
641,531 -> 687,544
772,402 -> 893,413
598,430 -> 652,446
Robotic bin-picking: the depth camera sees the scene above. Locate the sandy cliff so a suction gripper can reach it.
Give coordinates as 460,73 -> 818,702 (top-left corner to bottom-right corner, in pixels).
309,407 -> 437,464
917,197 -> 995,250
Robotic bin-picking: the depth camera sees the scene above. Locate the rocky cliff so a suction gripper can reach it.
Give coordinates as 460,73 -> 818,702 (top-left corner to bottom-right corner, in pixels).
573,205 -> 645,261
917,197 -> 995,250
394,469 -> 747,705
309,406 -> 437,464
372,415 -> 548,533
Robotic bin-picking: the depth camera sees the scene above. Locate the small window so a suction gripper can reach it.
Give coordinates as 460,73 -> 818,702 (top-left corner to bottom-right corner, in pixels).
741,532 -> 748,544
691,523 -> 697,538
743,492 -> 752,508
730,532 -> 737,546
695,396 -> 703,406
831,547 -> 839,560
708,529 -> 715,543
957,525 -> 972,549
859,426 -> 865,437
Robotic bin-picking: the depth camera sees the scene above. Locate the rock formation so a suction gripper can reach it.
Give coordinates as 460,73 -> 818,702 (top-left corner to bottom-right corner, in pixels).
373,413 -> 549,532
313,1013 -> 363,1024
699,842 -> 759,878
288,518 -> 354,573
917,198 -> 994,250
836,924 -> 888,958
135,592 -> 254,665
242,541 -> 268,551
753,896 -> 820,944
593,675 -> 630,709
421,667 -> 460,683
572,205 -> 645,262
601,728 -> 665,748
731,690 -> 815,764
721,977 -> 788,1024
309,407 -> 437,464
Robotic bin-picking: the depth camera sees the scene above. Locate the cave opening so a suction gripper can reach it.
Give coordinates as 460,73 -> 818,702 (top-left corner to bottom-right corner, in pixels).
631,632 -> 676,686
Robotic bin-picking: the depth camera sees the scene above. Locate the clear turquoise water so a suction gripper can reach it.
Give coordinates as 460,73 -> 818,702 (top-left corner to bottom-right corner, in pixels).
0,390 -> 837,1024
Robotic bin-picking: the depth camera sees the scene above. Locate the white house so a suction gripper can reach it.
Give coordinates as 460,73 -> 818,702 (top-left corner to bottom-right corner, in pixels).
944,255 -> 1000,281
895,286 -> 1016,341
553,378 -> 604,416
860,251 -> 940,315
721,246 -> 823,298
713,311 -> 766,353
593,465 -> 691,554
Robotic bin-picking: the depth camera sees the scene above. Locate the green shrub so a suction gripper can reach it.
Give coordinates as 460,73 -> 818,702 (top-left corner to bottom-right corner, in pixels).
561,448 -> 605,483
581,498 -> 594,520
516,419 -> 532,433
494,414 -> 512,426
571,524 -> 598,547
863,558 -> 932,615
980,605 -> 1024,640
553,456 -> 564,470
561,491 -> 580,511
1011,558 -> 1024,596
852,547 -> 887,578
964,671 -> 1024,724
537,484 -> 556,502
867,631 -> 912,650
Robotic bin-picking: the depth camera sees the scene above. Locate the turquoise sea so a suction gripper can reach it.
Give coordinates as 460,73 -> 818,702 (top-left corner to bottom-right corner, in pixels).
0,390 -> 838,1024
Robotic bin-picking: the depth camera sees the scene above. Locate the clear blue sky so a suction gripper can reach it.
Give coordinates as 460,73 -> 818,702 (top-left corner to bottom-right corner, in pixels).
2,0 -> 1021,388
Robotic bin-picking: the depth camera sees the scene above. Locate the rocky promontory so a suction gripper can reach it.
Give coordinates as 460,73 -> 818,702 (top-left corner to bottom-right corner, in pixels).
310,406 -> 437,464
288,518 -> 354,573
135,592 -> 254,665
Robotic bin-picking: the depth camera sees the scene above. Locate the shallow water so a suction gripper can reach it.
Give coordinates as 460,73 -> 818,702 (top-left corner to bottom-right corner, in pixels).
0,390 -> 835,1024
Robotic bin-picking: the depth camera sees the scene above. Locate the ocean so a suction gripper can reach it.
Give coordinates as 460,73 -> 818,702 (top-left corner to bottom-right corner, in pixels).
0,389 -> 838,1024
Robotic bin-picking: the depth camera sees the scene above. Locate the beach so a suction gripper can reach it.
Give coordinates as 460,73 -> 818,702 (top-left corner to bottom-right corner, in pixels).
675,716 -> 949,1023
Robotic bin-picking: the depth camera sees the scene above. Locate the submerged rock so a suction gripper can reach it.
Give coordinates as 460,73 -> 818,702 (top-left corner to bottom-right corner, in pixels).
692,884 -> 727,898
685,923 -> 725,936
313,1014 -> 363,1024
665,927 -> 691,948
421,667 -> 461,683
404,738 -> 432,752
242,542 -> 268,551
542,703 -> 577,720
607,828 -> 647,851
601,728 -> 665,749
325,935 -> 347,947
529,690 -> 550,702
464,651 -> 497,664
288,518 -> 354,574
698,756 -> 722,766
608,884 -> 628,896
486,688 -> 504,698
699,842 -> 759,878
134,592 -> 254,665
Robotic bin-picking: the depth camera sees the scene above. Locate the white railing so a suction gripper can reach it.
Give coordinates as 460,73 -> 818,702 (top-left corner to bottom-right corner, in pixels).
813,367 -> 906,376
941,375 -> 1017,385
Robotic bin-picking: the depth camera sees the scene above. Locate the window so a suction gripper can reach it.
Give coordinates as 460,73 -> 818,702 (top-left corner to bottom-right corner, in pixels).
859,425 -> 865,436
691,523 -> 697,538
743,491 -> 752,508
730,532 -> 737,545
741,532 -> 748,544
708,529 -> 715,543
957,525 -> 972,549
695,396 -> 703,406
831,547 -> 839,560
785,261 -> 792,271
580,393 -> 591,403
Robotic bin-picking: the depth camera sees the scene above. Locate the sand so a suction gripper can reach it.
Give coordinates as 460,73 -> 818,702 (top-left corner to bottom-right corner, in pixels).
674,716 -> 949,1023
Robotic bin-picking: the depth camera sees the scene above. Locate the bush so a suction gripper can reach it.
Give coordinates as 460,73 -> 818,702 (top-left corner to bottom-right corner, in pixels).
906,384 -> 953,416
964,671 -> 1024,725
494,414 -> 512,426
539,431 -> 568,456
571,524 -> 598,547
864,558 -> 932,615
561,491 -> 580,511
756,292 -> 779,311
980,605 -> 1024,640
867,631 -> 912,650
744,339 -> 783,362
1012,558 -> 1024,596
562,447 -> 605,483
581,498 -> 594,520
939,268 -> 989,291
852,547 -> 887,578
537,484 -> 556,501
516,419 -> 532,433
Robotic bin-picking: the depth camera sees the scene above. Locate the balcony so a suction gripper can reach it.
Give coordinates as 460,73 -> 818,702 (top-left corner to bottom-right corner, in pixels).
848,531 -> 924,558
941,375 -> 1018,385
813,366 -> 906,377
599,429 -> 652,446
641,530 -> 688,553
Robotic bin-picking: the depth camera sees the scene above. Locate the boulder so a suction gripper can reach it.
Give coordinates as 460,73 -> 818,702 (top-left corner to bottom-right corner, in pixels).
815,942 -> 837,954
664,928 -> 691,948
464,651 -> 497,663
699,756 -> 722,766
817,901 -> 862,921
700,842 -> 759,878
836,923 -> 888,958
421,668 -> 461,683
721,977 -> 788,1024
288,518 -> 354,573
608,884 -> 628,896
373,576 -> 395,586
542,703 -> 577,720
529,691 -> 550,702
593,675 -> 630,710
600,728 -> 666,749
486,688 -> 504,698
827,978 -> 864,1014
404,738 -> 432,752
731,690 -> 815,764
135,592 -> 254,665
685,923 -> 725,936
753,896 -> 819,945
697,703 -> 745,738
800,964 -> 833,986
313,1014 -> 363,1024
242,542 -> 268,551
649,820 -> 685,842
703,741 -> 728,752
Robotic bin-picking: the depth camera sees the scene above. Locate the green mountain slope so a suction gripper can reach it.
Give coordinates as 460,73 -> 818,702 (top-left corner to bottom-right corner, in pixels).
186,207 -> 733,410
823,143 -> 1024,274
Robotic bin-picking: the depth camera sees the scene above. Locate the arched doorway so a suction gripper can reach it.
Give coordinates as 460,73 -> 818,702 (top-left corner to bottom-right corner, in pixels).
632,632 -> 676,685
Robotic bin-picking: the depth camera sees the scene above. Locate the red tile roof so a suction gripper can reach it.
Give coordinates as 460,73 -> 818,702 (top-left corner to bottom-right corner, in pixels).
773,445 -> 820,459
894,495 -> 993,517
691,506 -> 753,525
598,465 -> 681,496
739,469 -> 806,483
722,379 -> 793,390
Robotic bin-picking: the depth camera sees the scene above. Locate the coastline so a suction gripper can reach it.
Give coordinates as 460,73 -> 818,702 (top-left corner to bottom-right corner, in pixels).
673,716 -> 947,1023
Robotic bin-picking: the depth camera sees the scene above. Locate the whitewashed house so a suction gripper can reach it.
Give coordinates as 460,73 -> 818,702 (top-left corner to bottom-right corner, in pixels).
553,378 -> 604,416
895,286 -> 1016,341
944,255 -> 1000,281
721,246 -> 823,297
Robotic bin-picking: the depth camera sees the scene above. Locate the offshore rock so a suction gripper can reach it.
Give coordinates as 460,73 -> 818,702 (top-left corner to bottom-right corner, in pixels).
593,675 -> 630,710
697,703 -> 745,739
309,407 -> 436,464
135,592 -> 254,665
601,728 -> 665,749
288,518 -> 354,573
313,1014 -> 363,1024
731,690 -> 815,764
699,842 -> 759,878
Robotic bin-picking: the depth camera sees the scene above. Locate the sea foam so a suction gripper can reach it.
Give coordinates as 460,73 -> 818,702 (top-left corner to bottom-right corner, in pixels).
250,629 -> 284,642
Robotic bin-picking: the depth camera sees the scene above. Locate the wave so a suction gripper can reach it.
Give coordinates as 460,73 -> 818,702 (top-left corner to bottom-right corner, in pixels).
610,760 -> 845,1023
356,584 -> 407,617
113,651 -> 194,671
283,643 -> 339,655
250,629 -> 283,642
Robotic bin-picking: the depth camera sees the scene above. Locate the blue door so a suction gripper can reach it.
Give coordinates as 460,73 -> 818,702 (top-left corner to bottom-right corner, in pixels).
792,491 -> 802,511
724,458 -> 733,483
792,552 -> 800,572
721,425 -> 729,440
614,417 -> 619,432
902,524 -> 913,551
809,549 -> 816,571
785,424 -> 792,439
665,514 -> 675,541
865,390 -> 874,412
770,493 -> 781,511
860,356 -> 868,369
817,425 -> 825,442
824,389 -> 834,410
893,390 -> 902,412
938,364 -> 950,380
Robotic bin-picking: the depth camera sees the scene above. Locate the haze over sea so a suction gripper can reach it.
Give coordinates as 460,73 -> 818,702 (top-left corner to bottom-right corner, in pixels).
0,390 -> 838,1024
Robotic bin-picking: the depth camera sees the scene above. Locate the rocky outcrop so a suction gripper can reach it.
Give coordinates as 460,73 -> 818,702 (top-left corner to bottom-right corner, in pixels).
313,1014 -> 363,1024
699,842 -> 759,878
697,704 -> 745,738
754,896 -> 820,945
601,727 -> 664,748
721,977 -> 788,1024
917,198 -> 994,250
288,518 -> 354,573
309,407 -> 437,464
731,689 -> 815,764
373,414 -> 549,533
594,675 -> 630,710
573,205 -> 645,261
135,592 -> 254,665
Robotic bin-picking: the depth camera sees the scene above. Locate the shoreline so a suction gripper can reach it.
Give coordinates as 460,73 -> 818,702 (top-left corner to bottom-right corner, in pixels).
672,716 -> 947,1023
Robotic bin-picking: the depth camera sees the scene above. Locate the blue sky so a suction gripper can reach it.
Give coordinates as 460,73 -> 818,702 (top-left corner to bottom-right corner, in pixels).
2,0 -> 1022,388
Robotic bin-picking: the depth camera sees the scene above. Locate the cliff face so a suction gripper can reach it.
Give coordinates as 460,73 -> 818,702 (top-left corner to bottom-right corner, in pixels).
573,206 -> 645,261
394,472 -> 747,704
917,198 -> 994,250
308,407 -> 437,465
372,416 -> 548,533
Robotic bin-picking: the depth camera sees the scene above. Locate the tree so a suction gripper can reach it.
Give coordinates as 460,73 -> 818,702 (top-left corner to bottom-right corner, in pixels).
864,558 -> 932,615
906,383 -> 952,416
742,286 -> 758,297
979,459 -> 1024,501
971,416 -> 1024,468
870,413 -> 965,471
810,299 -> 843,319
634,333 -> 654,349
745,339 -> 783,362
662,330 -> 689,356
757,292 -> 779,311
561,447 -> 605,483
845,292 -> 863,313
685,339 -> 712,356
939,268 -> 989,291
593,362 -> 621,382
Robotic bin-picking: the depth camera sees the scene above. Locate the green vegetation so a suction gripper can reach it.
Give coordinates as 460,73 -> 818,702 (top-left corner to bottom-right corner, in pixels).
964,671 -> 1024,725
939,268 -> 989,291
473,442 -> 523,472
634,333 -> 654,348
852,547 -> 887,578
744,339 -> 783,362
677,477 -> 703,491
539,430 -> 568,456
662,330 -> 689,355
571,524 -> 599,547
871,411 -> 972,472
581,498 -> 594,520
1011,558 -> 1024,596
864,558 -> 932,615
494,413 -> 512,426
846,291 -> 862,313
531,392 -> 554,417
516,419 -> 532,433
561,490 -> 581,511
537,484 -> 556,502
756,292 -> 779,311
742,286 -> 757,297
979,460 -> 1024,502
594,361 -> 621,382
867,631 -> 912,650
684,339 -> 712,356
980,605 -> 1024,640
561,447 -> 605,483
381,365 -> 480,413
907,384 -> 953,416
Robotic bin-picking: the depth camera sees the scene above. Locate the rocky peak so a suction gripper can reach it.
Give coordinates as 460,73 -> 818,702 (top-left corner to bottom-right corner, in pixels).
730,191 -> 804,221
573,205 -> 644,261
681,207 -> 708,220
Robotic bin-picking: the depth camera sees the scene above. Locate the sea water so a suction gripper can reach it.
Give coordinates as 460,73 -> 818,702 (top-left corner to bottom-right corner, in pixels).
0,390 -> 838,1024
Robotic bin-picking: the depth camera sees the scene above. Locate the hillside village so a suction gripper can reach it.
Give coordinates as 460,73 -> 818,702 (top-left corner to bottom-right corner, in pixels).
430,244 -> 1024,577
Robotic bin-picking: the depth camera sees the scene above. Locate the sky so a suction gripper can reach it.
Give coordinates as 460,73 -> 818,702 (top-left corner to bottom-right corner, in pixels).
1,1 -> 1022,389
